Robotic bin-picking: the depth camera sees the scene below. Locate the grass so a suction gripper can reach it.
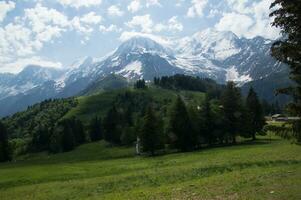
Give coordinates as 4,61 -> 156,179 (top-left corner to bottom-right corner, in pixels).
0,136 -> 300,200
63,87 -> 205,123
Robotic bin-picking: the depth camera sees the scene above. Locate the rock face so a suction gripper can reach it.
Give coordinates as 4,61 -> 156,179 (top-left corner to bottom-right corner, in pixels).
0,29 -> 288,116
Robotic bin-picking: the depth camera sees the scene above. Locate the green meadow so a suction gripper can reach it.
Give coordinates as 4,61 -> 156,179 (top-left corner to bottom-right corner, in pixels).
0,136 -> 300,200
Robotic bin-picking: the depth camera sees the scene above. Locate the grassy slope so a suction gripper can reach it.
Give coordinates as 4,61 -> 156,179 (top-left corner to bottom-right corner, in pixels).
63,87 -> 205,122
0,137 -> 300,200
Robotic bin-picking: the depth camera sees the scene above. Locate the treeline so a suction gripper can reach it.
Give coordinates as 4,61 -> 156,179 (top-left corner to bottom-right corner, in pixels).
0,75 -> 272,160
91,81 -> 267,155
1,98 -> 77,157
154,74 -> 223,98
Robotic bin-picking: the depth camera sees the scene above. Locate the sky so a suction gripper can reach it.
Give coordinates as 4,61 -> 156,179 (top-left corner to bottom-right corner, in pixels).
0,0 -> 280,74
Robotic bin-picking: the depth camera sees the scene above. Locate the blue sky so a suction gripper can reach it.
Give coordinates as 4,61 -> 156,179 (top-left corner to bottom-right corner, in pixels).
0,0 -> 279,73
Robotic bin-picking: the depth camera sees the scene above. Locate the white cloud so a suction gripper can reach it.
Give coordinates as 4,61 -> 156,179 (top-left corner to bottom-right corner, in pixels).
107,5 -> 124,17
128,0 -> 141,13
146,0 -> 161,7
215,0 -> 280,39
215,12 -> 254,37
80,12 -> 102,24
24,4 -> 69,34
226,0 -> 251,14
57,0 -> 102,9
175,0 -> 185,7
0,4 -> 103,73
127,14 -> 183,34
167,16 -> 183,32
126,14 -> 153,33
154,16 -> 183,33
99,24 -> 122,33
187,0 -> 208,18
208,9 -> 221,18
0,1 -> 15,22
0,56 -> 62,74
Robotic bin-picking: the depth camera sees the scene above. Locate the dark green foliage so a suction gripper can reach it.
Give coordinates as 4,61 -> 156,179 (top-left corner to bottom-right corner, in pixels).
154,74 -> 223,98
201,96 -> 215,145
89,117 -> 103,142
261,100 -> 283,115
140,106 -> 164,155
221,82 -> 243,144
134,79 -> 147,89
168,96 -> 196,151
0,121 -> 11,162
246,88 -> 266,140
103,106 -> 122,144
2,98 -> 77,140
270,0 -> 301,141
49,118 -> 85,153
292,120 -> 301,142
31,125 -> 51,152
1,75 -> 275,155
120,127 -> 136,146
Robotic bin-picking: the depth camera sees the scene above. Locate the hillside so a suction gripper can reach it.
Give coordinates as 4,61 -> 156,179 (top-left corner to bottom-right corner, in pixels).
64,87 -> 205,122
0,137 -> 300,199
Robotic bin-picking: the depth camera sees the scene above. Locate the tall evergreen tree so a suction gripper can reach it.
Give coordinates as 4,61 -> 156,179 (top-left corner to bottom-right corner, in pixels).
134,79 -> 147,89
169,96 -> 196,151
202,96 -> 215,145
61,121 -> 76,152
0,121 -> 11,162
221,82 -> 243,144
103,106 -> 122,144
73,118 -> 86,145
140,106 -> 164,155
246,88 -> 266,140
89,117 -> 103,142
270,0 -> 301,141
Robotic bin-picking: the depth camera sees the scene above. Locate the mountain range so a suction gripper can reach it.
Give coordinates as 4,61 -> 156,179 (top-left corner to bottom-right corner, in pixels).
0,28 -> 290,117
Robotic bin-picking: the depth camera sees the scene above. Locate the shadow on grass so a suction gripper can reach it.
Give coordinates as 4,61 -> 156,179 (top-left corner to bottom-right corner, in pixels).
0,138 -> 286,167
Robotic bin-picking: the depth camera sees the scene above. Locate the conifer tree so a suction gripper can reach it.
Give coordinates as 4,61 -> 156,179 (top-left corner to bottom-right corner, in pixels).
270,0 -> 301,141
73,118 -> 86,145
103,106 -> 122,144
58,120 -> 76,152
221,82 -> 243,144
140,106 -> 164,155
0,121 -> 11,162
202,96 -> 215,145
89,117 -> 103,142
246,88 -> 266,140
169,96 -> 196,151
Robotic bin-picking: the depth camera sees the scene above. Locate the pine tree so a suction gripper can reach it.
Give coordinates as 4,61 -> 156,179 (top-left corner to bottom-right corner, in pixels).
89,117 -> 103,142
140,106 -> 164,155
246,88 -> 266,140
169,96 -> 196,151
270,0 -> 301,141
73,118 -> 86,145
134,79 -> 147,89
202,96 -> 215,145
221,82 -> 243,144
103,106 -> 122,144
0,121 -> 11,162
55,120 -> 76,152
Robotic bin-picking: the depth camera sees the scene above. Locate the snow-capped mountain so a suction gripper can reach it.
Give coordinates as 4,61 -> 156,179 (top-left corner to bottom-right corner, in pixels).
0,28 -> 288,116
0,65 -> 63,101
176,28 -> 242,61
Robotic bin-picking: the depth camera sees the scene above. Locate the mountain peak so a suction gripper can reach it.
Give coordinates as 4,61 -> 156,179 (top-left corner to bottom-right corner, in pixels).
116,36 -> 172,56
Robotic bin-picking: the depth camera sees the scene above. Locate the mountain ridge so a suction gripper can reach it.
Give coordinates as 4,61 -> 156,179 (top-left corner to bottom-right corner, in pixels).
0,28 -> 289,117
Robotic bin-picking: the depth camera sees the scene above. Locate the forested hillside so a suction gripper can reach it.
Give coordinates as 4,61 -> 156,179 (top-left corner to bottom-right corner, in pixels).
0,75 -> 272,158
